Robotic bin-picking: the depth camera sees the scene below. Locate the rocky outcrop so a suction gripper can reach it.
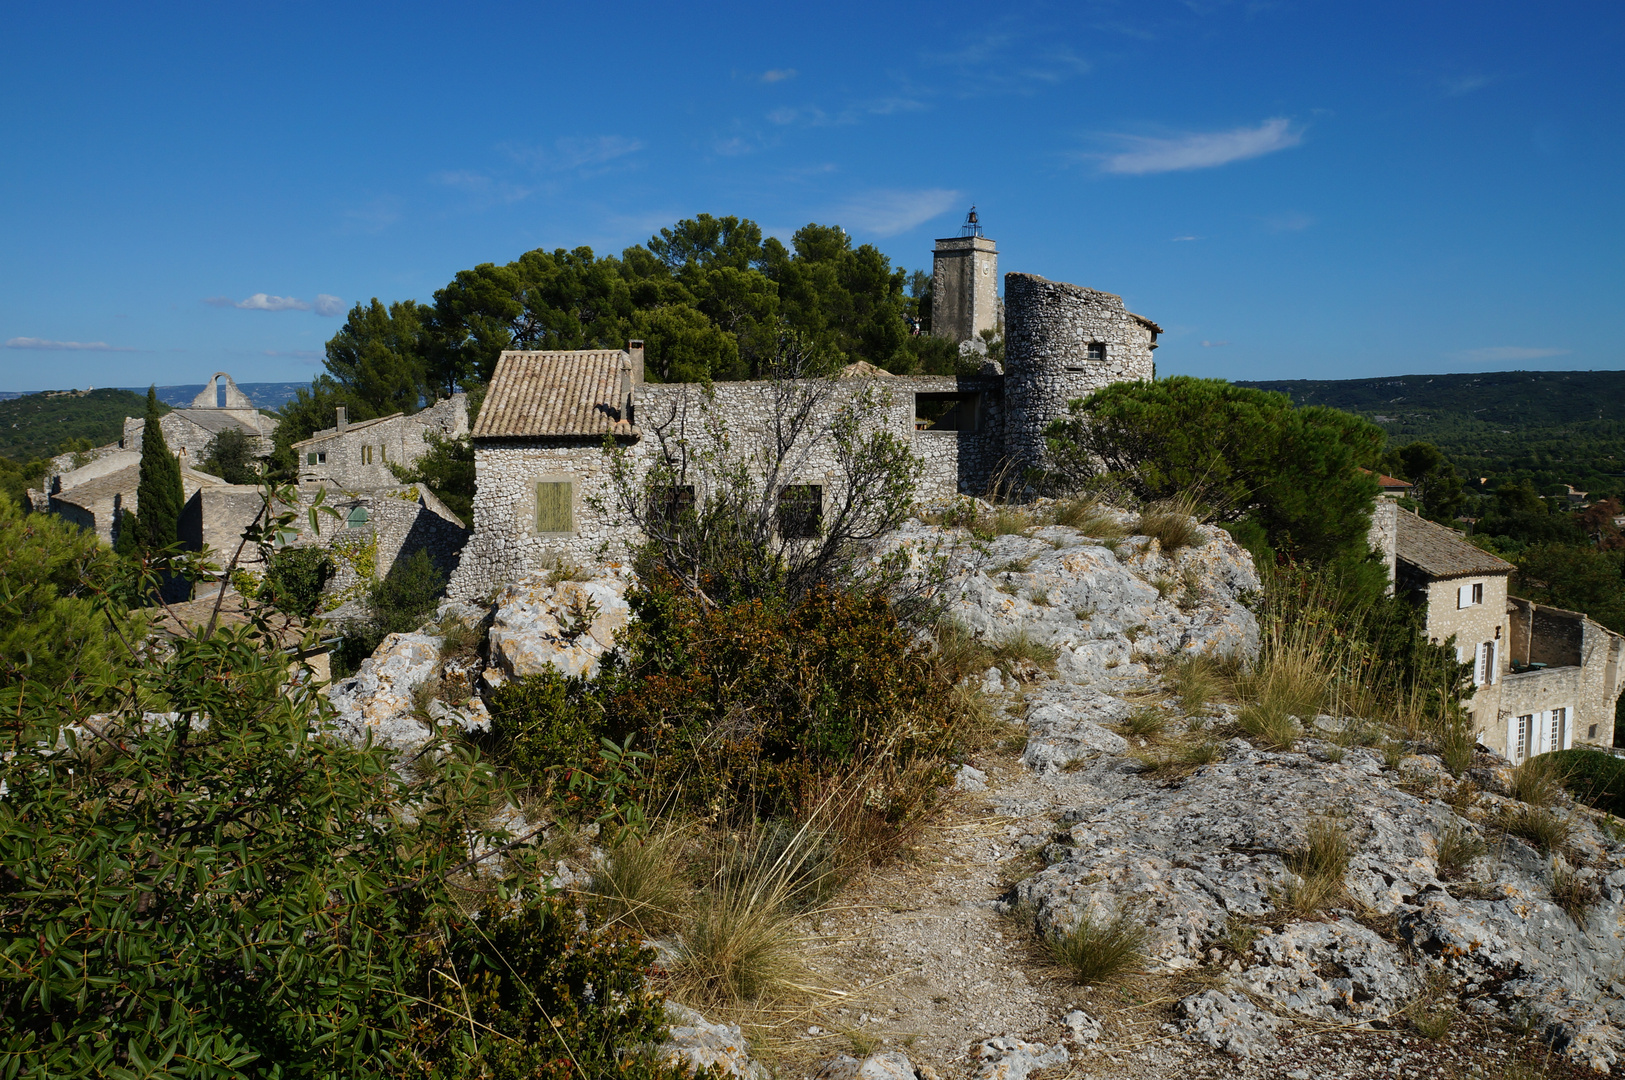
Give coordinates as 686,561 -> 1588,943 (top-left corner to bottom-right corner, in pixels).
659,1002 -> 769,1080
486,566 -> 633,683
891,506 -> 1260,685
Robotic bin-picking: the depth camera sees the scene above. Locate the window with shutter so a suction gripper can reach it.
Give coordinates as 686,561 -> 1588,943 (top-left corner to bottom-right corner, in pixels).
346,506 -> 369,529
306,452 -> 318,466
535,481 -> 574,533
776,484 -> 823,539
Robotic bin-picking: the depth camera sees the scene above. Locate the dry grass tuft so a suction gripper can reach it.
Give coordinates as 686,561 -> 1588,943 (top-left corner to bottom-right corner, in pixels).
671,820 -> 831,1009
990,628 -> 1060,674
1510,754 -> 1568,808
1434,824 -> 1487,880
1276,817 -> 1350,915
1135,498 -> 1206,554
1118,706 -> 1168,738
1165,652 -> 1222,716
590,827 -> 688,936
1497,804 -> 1572,854
1436,720 -> 1477,778
1048,498 -> 1129,540
1047,906 -> 1147,985
1549,857 -> 1598,928
1132,739 -> 1224,780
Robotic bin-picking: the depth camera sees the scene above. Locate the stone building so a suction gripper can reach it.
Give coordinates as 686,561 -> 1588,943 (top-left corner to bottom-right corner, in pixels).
1372,500 -> 1624,758
932,208 -> 999,345
46,450 -> 229,546
122,372 -> 280,463
292,393 -> 469,489
448,269 -> 1158,599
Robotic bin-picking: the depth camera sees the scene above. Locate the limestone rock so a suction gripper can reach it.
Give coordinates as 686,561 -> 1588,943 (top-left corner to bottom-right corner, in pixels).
487,566 -> 632,681
973,1036 -> 1068,1080
659,1002 -> 768,1080
326,630 -> 441,751
816,1051 -> 923,1080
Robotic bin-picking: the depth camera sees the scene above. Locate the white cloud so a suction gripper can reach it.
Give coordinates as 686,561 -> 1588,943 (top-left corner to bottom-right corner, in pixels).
1449,346 -> 1572,364
1201,340 -> 1231,347
4,337 -> 135,352
761,68 -> 796,83
828,188 -> 962,237
1264,210 -> 1315,233
1442,73 -> 1494,97
1170,235 -> 1201,242
554,135 -> 643,170
202,293 -> 342,314
1099,117 -> 1303,175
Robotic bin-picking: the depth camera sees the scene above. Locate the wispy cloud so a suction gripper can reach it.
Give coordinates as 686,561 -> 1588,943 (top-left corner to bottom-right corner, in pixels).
431,170 -> 535,205
924,35 -> 1092,95
761,68 -> 796,83
1263,210 -> 1315,233
828,188 -> 961,237
1170,235 -> 1201,242
1098,117 -> 1303,175
1449,346 -> 1571,364
1442,73 -> 1494,97
498,135 -> 643,176
5,337 -> 136,352
1201,340 -> 1231,347
203,293 -> 343,315
342,195 -> 402,234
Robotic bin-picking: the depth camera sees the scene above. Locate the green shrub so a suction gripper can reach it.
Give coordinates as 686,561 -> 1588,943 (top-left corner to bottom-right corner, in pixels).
1550,747 -> 1625,817
1136,499 -> 1205,554
333,548 -> 448,675
261,545 -> 333,619
490,669 -> 616,794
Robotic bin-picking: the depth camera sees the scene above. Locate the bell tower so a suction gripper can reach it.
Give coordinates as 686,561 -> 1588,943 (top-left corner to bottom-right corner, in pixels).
931,207 -> 998,346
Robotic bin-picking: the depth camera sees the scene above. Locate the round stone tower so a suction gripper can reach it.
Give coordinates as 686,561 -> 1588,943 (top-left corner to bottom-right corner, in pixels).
1002,272 -> 1160,468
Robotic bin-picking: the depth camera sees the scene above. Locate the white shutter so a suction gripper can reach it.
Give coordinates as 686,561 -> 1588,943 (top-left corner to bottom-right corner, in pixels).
1458,585 -> 1471,609
1487,640 -> 1498,685
1507,716 -> 1522,761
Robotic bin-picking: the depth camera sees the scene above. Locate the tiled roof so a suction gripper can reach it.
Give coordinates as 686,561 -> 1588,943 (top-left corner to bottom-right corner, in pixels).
1396,510 -> 1514,579
472,350 -> 635,440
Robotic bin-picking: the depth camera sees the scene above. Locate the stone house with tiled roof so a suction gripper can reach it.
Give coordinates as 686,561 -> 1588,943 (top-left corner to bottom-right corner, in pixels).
1372,500 -> 1625,759
293,393 -> 468,489
449,268 -> 1160,598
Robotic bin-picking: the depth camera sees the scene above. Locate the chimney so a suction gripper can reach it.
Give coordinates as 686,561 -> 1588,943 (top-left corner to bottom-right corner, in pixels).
336,406 -> 348,432
627,340 -> 645,385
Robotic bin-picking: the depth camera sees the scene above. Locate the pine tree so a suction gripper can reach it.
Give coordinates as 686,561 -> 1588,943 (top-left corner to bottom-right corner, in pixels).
135,385 -> 184,552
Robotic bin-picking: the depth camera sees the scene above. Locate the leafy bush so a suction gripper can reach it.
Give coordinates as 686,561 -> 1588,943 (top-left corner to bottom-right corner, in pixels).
388,431 -> 475,522
491,669 -> 619,797
261,545 -> 333,619
333,548 -> 448,675
1043,376 -> 1385,580
201,426 -> 261,484
1549,747 -> 1625,817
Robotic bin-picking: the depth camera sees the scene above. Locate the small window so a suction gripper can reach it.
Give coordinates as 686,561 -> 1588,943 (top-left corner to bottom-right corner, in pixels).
380,444 -> 388,464
317,452 -> 327,465
1515,715 -> 1532,761
914,392 -> 980,432
362,446 -> 373,465
1550,708 -> 1565,753
1457,582 -> 1483,608
648,483 -> 696,531
1478,641 -> 1494,686
1086,341 -> 1105,361
346,506 -> 369,529
1589,724 -> 1599,740
777,484 -> 822,539
535,481 -> 574,533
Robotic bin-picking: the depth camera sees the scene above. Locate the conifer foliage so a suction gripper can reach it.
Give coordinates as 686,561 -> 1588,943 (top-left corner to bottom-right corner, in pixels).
133,385 -> 185,552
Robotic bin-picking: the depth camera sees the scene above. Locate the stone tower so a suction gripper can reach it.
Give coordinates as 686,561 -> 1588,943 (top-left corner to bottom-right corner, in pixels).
1003,272 -> 1160,468
932,207 -> 998,345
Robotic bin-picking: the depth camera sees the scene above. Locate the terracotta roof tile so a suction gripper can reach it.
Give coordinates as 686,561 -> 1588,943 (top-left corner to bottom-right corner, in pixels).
471,350 -> 636,440
1396,510 -> 1514,579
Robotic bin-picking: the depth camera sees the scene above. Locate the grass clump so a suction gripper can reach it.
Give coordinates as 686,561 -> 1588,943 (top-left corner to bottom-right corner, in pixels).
1135,498 -> 1206,554
1549,857 -> 1598,927
1165,652 -> 1222,716
990,628 -> 1060,674
1028,587 -> 1051,607
1436,720 -> 1477,778
1497,804 -> 1572,854
1510,754 -> 1568,808
591,828 -> 688,936
1047,906 -> 1147,985
1118,706 -> 1168,738
1276,817 -> 1350,915
1434,824 -> 1487,880
1048,498 -> 1128,540
1406,968 -> 1458,1040
1132,739 -> 1223,780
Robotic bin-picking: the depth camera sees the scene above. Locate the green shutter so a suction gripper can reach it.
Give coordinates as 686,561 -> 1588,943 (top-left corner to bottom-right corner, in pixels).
346,506 -> 369,528
306,452 -> 317,465
536,481 -> 573,532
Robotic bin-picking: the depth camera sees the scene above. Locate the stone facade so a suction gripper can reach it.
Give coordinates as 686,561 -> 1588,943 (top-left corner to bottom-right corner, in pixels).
1408,572 -> 1510,739
46,450 -> 227,546
450,375 -> 1007,597
932,234 -> 999,345
1500,597 -> 1625,757
1002,273 -> 1159,467
122,373 -> 279,463
294,394 -> 468,489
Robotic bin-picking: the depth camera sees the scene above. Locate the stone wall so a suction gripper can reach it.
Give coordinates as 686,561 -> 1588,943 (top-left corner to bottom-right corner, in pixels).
449,375 -> 1006,599
1416,573 -> 1509,739
1502,597 -> 1625,753
1002,272 -> 1157,468
932,235 -> 998,345
296,394 -> 468,490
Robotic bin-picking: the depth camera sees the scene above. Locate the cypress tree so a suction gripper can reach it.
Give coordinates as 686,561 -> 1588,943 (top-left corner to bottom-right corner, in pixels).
135,386 -> 184,552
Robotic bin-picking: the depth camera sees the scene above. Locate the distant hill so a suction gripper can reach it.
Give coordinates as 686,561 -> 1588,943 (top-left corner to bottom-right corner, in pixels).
0,388 -> 170,462
1237,370 -> 1625,491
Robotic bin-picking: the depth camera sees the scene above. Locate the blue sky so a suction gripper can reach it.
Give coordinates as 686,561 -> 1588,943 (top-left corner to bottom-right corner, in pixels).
2,1 -> 1621,392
